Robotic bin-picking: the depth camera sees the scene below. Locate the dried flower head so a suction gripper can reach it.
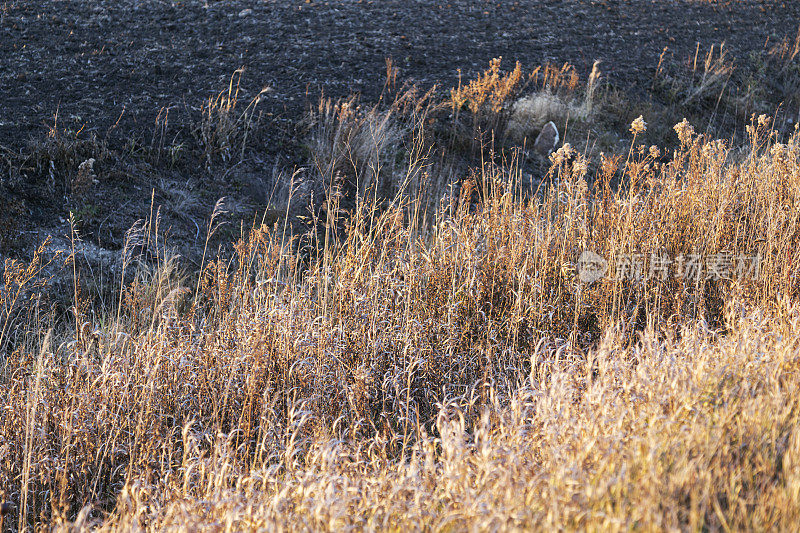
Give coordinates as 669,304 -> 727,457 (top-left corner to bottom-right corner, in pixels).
674,118 -> 695,145
600,152 -> 621,179
550,142 -> 574,166
771,142 -> 788,160
630,115 -> 647,135
701,139 -> 726,161
576,177 -> 589,196
571,154 -> 588,178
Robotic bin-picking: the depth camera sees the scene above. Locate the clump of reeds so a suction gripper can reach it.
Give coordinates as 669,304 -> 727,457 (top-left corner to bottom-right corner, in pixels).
2,99 -> 800,531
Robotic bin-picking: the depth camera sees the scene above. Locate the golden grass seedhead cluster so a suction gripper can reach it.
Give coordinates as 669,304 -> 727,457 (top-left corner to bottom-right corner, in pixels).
534,61 -> 581,95
448,58 -> 533,152
449,59 -> 583,118
449,57 -> 524,115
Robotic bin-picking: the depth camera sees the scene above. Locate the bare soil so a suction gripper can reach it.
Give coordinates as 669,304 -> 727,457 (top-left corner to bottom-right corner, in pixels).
1,0 -> 798,265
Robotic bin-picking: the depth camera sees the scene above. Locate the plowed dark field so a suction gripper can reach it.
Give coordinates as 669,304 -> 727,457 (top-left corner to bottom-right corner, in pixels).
1,0 -> 798,260
2,0 -> 798,148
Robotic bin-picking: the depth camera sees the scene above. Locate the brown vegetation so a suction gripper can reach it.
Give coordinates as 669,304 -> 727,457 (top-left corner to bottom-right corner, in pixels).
1,95 -> 799,528
1,9 -> 800,528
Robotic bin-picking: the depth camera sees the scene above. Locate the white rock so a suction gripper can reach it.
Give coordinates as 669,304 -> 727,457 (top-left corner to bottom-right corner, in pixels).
533,121 -> 559,156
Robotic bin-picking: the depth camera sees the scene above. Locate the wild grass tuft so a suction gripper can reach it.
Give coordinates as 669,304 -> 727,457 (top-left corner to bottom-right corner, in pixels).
194,68 -> 268,170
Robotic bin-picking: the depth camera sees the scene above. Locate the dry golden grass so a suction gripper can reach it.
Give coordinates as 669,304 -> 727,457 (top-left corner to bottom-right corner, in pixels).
1,102 -> 800,531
